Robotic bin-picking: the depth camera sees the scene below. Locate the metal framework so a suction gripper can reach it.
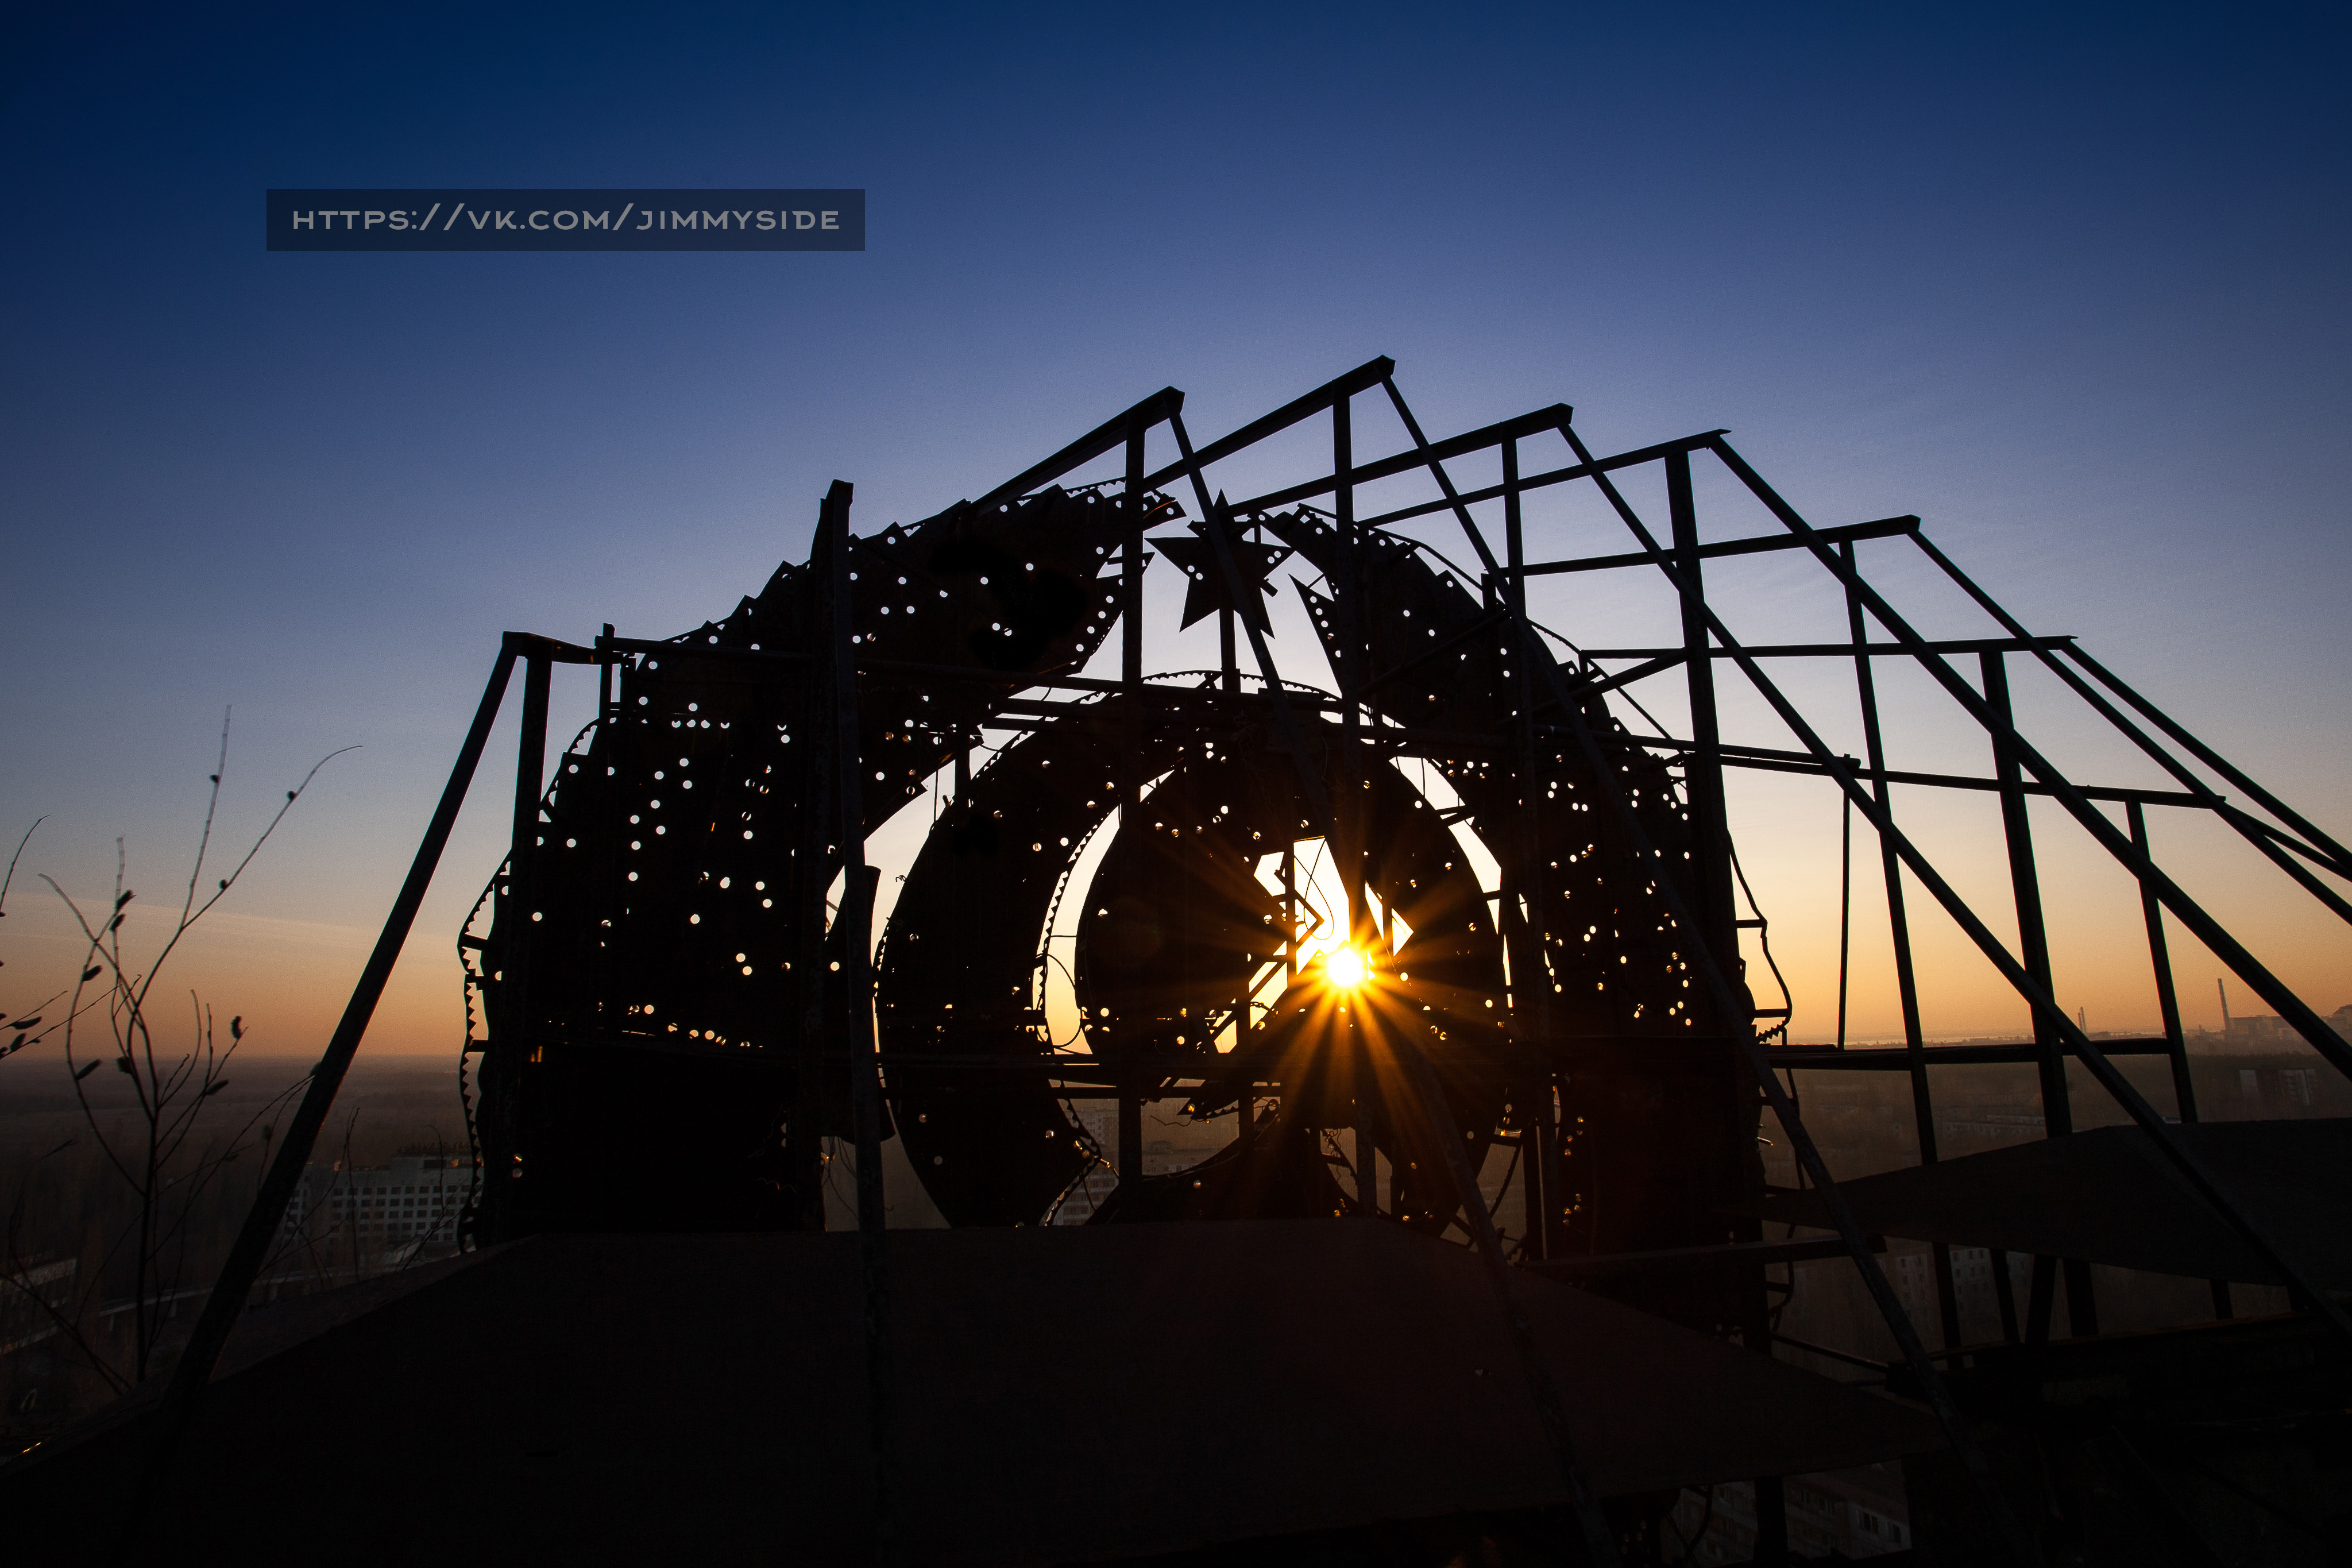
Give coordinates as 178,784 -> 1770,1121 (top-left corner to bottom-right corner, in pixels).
141,358 -> 2352,1566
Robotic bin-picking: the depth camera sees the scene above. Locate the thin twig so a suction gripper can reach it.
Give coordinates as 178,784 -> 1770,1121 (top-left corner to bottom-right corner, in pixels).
180,713 -> 231,930
0,816 -> 44,916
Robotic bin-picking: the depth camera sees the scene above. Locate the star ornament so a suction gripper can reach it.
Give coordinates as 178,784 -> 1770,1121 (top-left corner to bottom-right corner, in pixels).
1149,505 -> 1294,636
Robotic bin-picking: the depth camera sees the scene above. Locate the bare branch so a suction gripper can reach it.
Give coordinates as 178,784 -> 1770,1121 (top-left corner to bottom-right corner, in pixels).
180,710 -> 231,928
0,816 -> 44,916
180,745 -> 360,930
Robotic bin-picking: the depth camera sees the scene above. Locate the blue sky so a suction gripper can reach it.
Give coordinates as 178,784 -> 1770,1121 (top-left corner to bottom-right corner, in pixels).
3,2 -> 2346,1057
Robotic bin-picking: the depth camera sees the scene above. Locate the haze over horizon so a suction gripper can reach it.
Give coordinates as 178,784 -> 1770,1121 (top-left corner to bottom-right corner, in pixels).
4,3 -> 2347,1069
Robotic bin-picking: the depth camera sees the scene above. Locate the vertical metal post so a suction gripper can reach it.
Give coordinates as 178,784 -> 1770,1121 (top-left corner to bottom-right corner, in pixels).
1334,395 -> 1365,939
1333,395 -> 1376,1217
2130,801 -> 2230,1318
477,650 -> 552,1243
792,669 -> 834,1233
1521,1119 -> 1546,1260
1980,653 -> 2065,1129
1836,789 -> 1852,1048
1933,1261 -> 1967,1343
1845,546 -> 1960,1346
1668,450 -> 1764,1338
1503,437 -> 1555,1258
1118,422 -> 1146,1189
507,651 -> 553,1010
1124,419 -> 1145,693
1982,652 -> 2096,1338
2129,801 -> 2196,1123
824,480 -> 895,1567
593,623 -> 624,1087
1276,834 -> 1297,1163
1991,1249 -> 2022,1342
1542,1083 -> 1566,1260
1117,1091 -> 1143,1184
1665,453 -> 1737,962
2026,1254 -> 2058,1344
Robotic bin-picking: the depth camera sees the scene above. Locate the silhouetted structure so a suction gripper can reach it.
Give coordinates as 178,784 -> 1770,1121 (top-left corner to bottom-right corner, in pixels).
18,359 -> 2352,1565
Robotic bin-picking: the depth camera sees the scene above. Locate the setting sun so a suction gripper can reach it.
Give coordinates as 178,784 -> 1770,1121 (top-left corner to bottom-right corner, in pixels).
1320,946 -> 1370,991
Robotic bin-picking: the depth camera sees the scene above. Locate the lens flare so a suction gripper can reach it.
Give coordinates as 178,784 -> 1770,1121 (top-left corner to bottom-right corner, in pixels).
1321,946 -> 1370,991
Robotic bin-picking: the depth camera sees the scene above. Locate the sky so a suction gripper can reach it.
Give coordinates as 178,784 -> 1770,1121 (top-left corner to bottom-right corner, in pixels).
2,1 -> 2347,1074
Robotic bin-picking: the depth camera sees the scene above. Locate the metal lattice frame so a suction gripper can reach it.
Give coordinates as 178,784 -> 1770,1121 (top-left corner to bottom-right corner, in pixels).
146,358 -> 2352,1568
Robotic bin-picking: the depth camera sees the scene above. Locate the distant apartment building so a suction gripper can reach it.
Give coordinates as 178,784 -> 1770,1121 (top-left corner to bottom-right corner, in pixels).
279,1153 -> 471,1253
1887,1243 -> 2029,1331
1936,1108 -> 2048,1146
1667,1469 -> 1911,1561
2243,1065 -> 2322,1107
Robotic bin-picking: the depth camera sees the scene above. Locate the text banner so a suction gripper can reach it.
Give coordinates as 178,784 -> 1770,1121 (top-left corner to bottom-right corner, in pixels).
267,190 -> 865,251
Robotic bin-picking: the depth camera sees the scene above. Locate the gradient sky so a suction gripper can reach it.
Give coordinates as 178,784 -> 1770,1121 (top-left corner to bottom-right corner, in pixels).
3,2 -> 2347,1069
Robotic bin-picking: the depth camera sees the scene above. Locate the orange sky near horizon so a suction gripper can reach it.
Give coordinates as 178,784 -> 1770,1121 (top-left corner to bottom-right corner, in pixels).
8,679 -> 2345,1087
